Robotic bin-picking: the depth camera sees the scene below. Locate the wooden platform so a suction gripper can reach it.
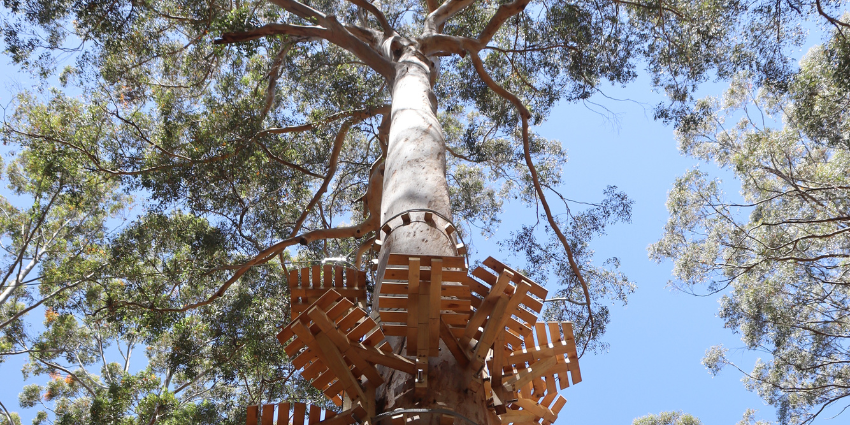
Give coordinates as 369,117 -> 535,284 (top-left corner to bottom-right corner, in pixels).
485,322 -> 580,425
263,254 -> 583,425
246,402 -> 366,425
277,290 -> 415,407
290,265 -> 367,317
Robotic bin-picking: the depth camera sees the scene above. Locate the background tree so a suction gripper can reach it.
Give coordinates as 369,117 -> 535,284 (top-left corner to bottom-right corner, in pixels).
0,0 -> 845,423
651,26 -> 850,425
631,411 -> 702,425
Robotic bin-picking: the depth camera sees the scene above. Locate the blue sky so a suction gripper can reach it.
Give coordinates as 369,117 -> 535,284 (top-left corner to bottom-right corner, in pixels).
0,31 -> 839,425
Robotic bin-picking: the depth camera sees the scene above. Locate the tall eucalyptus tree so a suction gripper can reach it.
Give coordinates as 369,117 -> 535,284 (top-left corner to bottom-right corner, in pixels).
1,0 -> 844,423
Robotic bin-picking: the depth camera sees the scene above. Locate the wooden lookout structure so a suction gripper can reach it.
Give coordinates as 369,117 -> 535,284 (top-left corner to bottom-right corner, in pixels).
248,239 -> 582,425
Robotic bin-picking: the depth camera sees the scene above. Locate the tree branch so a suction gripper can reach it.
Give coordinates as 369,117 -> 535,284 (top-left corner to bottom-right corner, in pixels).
425,0 -> 480,34
477,0 -> 531,45
267,0 -> 397,79
344,0 -> 394,36
467,51 -> 596,348
214,23 -> 329,44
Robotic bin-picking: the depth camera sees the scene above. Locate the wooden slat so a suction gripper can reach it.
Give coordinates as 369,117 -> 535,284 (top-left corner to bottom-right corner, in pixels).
262,404 -> 275,425
482,257 -> 547,300
337,308 -> 367,334
514,398 -> 556,423
323,265 -> 333,289
345,268 -> 357,287
308,307 -> 383,385
247,405 -> 259,425
417,277 -> 430,358
309,405 -> 322,425
383,268 -> 468,283
462,269 -> 514,345
429,259 -> 442,357
507,341 -> 571,364
277,402 -> 290,425
407,257 -> 420,356
293,402 -> 306,425
439,318 -> 469,367
349,343 -> 417,375
314,331 -> 367,403
536,323 -> 558,396
301,357 -> 327,381
334,266 -> 344,288
378,296 -> 472,311
387,254 -> 465,268
310,266 -> 319,289
379,283 -> 471,298
498,411 -> 536,424
292,288 -> 367,298
503,356 -> 556,392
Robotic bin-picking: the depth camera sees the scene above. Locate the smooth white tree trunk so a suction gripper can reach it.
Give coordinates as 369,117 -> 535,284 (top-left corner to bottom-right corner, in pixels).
374,49 -> 495,425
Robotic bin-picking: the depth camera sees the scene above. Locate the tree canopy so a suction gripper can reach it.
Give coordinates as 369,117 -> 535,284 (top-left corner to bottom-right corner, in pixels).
652,25 -> 850,425
0,0 -> 846,423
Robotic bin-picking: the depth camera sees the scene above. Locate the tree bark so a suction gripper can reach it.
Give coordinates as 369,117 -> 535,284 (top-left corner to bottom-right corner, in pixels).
374,47 -> 494,425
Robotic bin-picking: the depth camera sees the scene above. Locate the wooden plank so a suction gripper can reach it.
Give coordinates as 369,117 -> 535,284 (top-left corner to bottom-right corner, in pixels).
337,308 -> 367,334
474,294 -> 510,365
382,324 -> 405,336
415,356 -> 428,396
345,268 -> 357,287
324,265 -> 333,288
442,313 -> 474,325
300,270 -> 311,294
247,405 -> 259,425
317,406 -> 363,425
482,257 -> 547,300
514,398 -> 556,423
536,323 -> 557,396
277,402 -> 290,425
493,331 -> 505,386
311,265 -> 321,289
407,257 -> 420,356
439,318 -> 469,367
302,357 -> 328,381
561,322 -> 581,384
349,343 -> 417,375
309,404 -> 322,425
507,341 -> 571,364
314,331 -> 367,403
334,266 -> 344,288
503,356 -> 556,391
379,297 -> 471,311
293,402 -> 306,425
262,404 -> 276,425
379,311 -> 407,323
429,259 -> 442,357
347,317 -> 377,341
463,269 -> 514,346
308,308 -> 384,385
464,275 -> 490,298
417,277 -> 430,358
291,346 -> 317,369
294,288 -> 367,298
382,268 -> 468,283
550,395 -> 567,414
497,411 -> 536,424
361,327 -> 385,346
324,380 -> 344,404
387,254 -> 465,268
